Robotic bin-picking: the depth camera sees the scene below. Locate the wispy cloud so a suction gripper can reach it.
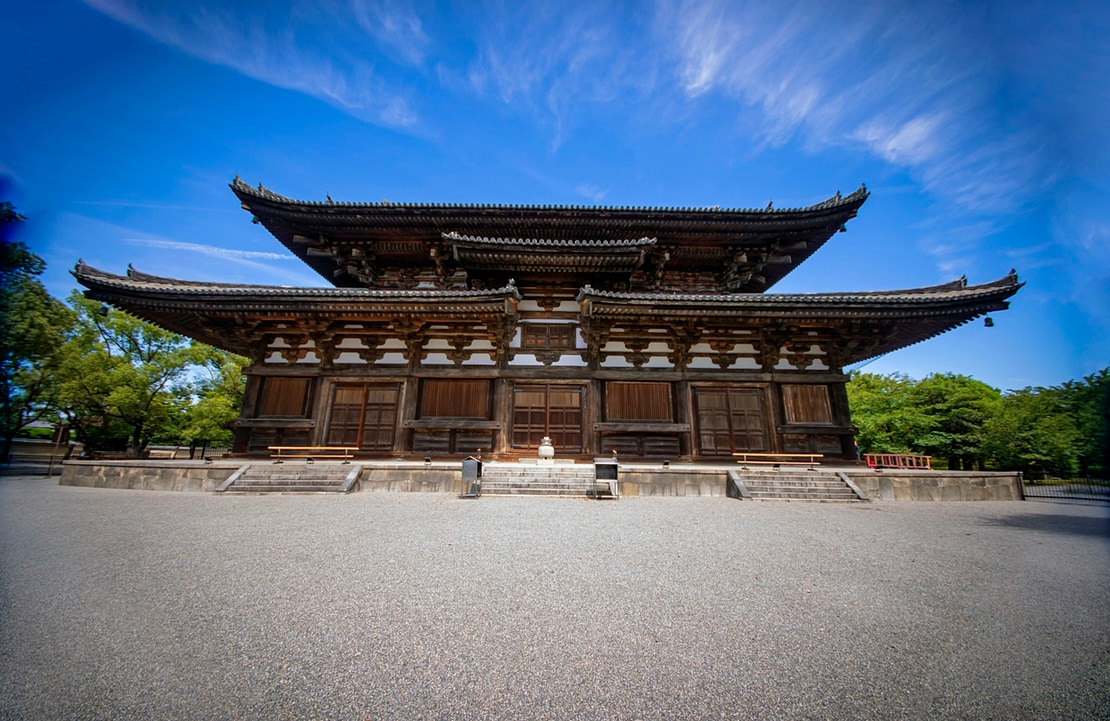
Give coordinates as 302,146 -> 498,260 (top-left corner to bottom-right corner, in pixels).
84,0 -> 421,128
73,200 -> 239,212
574,183 -> 608,203
853,115 -> 946,167
463,3 -> 655,151
119,234 -> 323,286
654,0 -> 1057,216
124,237 -> 294,262
348,0 -> 429,67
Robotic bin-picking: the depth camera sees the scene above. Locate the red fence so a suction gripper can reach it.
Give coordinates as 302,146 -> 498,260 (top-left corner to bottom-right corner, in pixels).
864,453 -> 933,470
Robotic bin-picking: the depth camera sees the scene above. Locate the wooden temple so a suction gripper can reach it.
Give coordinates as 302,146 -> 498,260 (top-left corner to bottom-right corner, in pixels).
73,177 -> 1022,461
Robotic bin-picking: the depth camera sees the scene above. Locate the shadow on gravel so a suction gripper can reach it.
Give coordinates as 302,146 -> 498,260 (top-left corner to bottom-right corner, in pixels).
978,512 -> 1110,539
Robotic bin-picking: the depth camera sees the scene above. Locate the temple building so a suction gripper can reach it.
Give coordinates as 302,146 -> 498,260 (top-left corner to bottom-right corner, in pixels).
73,177 -> 1021,462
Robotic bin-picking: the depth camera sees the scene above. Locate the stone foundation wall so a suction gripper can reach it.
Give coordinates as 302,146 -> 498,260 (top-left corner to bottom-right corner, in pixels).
59,461 -> 238,492
356,464 -> 461,493
617,468 -> 726,497
843,469 -> 1022,501
58,460 -> 1023,501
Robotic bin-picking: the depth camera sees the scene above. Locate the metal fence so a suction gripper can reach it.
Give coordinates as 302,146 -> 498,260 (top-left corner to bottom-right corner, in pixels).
0,454 -> 69,477
1,445 -> 230,477
1021,478 -> 1110,502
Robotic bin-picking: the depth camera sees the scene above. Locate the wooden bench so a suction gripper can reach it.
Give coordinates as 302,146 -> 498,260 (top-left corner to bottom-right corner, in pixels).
732,452 -> 822,470
269,446 -> 358,463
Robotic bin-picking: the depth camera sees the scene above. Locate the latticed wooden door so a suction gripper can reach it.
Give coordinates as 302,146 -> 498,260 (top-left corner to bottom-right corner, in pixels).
693,386 -> 768,455
324,383 -> 400,451
511,384 -> 583,451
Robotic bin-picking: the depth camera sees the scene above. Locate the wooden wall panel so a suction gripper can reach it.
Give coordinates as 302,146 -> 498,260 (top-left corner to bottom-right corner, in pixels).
606,382 -> 673,421
257,377 -> 311,417
782,384 -> 833,424
420,379 -> 491,419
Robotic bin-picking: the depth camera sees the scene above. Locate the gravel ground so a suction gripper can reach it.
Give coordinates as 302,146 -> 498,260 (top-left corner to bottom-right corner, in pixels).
1,476 -> 1108,720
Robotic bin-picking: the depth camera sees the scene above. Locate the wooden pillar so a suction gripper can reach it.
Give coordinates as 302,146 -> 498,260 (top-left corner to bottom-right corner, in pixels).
231,373 -> 264,454
674,379 -> 691,458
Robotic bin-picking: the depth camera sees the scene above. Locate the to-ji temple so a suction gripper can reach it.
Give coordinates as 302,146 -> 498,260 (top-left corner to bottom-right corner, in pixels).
74,177 -> 1021,463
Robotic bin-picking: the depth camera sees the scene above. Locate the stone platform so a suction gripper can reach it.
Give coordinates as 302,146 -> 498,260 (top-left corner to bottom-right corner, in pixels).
57,459 -> 1023,501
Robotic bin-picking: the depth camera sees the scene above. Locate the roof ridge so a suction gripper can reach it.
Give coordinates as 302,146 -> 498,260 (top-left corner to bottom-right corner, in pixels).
442,232 -> 657,247
231,177 -> 869,215
73,263 -> 523,299
576,271 -> 1021,302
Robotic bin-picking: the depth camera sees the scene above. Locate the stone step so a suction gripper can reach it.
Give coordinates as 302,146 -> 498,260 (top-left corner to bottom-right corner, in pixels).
483,488 -> 606,497
481,468 -> 596,479
747,486 -> 854,494
223,486 -> 347,494
748,487 -> 857,497
735,472 -> 863,502
233,479 -> 345,488
247,468 -> 353,477
486,479 -> 608,485
238,474 -> 350,479
481,476 -> 599,486
481,483 -> 614,497
219,463 -> 360,494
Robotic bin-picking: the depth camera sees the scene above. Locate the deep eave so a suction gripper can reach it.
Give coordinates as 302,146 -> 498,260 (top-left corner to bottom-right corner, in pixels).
72,262 -> 522,355
578,271 -> 1024,364
231,177 -> 869,292
73,263 -> 1020,366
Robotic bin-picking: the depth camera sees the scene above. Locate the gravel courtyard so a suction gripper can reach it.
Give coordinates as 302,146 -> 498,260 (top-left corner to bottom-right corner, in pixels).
1,477 -> 1107,720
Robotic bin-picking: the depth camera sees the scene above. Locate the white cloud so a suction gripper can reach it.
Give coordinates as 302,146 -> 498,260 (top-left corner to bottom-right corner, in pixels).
853,115 -> 945,166
348,0 -> 429,67
574,183 -> 608,203
462,3 -> 655,151
83,0 -> 420,128
123,237 -> 294,262
654,0 -> 1057,216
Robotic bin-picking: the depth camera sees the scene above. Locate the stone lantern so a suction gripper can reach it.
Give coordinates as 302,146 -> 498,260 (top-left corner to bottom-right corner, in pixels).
538,436 -> 555,465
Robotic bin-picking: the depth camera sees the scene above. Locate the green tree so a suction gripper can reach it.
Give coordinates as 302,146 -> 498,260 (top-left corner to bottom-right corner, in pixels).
1059,369 -> 1110,478
910,373 -> 1001,470
846,372 -> 933,455
180,347 -> 248,449
56,294 -> 213,455
1,207 -> 74,461
982,387 -> 1080,478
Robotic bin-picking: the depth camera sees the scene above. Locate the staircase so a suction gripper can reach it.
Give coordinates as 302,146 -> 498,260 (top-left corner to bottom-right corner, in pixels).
729,469 -> 866,502
478,463 -> 615,498
217,463 -> 362,494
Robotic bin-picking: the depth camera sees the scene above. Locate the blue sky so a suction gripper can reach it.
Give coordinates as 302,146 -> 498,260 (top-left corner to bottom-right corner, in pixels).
2,0 -> 1107,391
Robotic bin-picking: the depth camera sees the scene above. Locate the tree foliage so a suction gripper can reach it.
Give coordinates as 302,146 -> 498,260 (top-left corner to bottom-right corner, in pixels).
981,387 -> 1079,479
844,372 -> 930,455
1,208 -> 75,460
849,369 -> 1109,478
180,348 -> 249,447
909,373 -> 1000,470
55,294 -> 245,455
1,211 -> 246,456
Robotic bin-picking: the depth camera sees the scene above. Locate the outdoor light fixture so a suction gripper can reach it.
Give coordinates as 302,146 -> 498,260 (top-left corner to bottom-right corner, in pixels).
424,456 -> 432,466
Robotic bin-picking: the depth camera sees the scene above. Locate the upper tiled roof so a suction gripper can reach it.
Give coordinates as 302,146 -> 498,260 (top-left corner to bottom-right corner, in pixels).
233,176 -> 867,216
74,262 -> 521,300
441,232 -> 657,249
230,177 -> 869,292
576,271 -> 1022,306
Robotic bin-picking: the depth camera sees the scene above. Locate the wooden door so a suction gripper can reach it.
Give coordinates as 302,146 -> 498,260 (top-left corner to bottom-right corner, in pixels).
693,386 -> 768,455
324,383 -> 400,451
511,384 -> 583,451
